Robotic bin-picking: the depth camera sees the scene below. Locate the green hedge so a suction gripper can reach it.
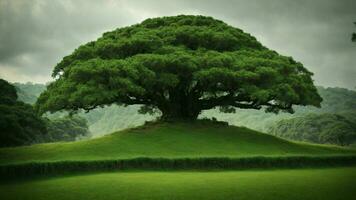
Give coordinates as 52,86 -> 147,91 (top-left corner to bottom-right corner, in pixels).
1,156 -> 356,179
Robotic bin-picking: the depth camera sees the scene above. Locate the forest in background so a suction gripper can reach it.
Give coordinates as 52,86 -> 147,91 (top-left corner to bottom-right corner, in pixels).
13,82 -> 356,146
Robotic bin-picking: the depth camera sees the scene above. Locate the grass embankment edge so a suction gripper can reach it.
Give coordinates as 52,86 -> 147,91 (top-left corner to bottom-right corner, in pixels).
1,155 -> 356,179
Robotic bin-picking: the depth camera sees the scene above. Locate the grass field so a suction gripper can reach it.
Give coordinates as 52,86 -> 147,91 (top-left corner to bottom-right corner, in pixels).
0,122 -> 354,165
1,122 -> 355,199
1,167 -> 356,200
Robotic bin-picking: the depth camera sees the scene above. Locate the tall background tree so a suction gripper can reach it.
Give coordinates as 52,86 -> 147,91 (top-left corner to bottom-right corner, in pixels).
0,79 -> 90,147
0,79 -> 47,147
37,15 -> 322,120
45,116 -> 90,142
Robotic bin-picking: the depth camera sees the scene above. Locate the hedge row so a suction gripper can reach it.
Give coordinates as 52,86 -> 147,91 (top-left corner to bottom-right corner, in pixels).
1,155 -> 356,179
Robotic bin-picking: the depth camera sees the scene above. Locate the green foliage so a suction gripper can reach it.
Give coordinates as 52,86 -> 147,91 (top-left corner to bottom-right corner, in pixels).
0,80 -> 88,147
16,82 -> 356,144
13,82 -> 155,135
37,15 -> 321,120
0,79 -> 17,105
0,79 -> 47,147
202,86 -> 356,133
268,113 -> 356,146
45,115 -> 90,142
0,102 -> 47,147
9,82 -> 90,144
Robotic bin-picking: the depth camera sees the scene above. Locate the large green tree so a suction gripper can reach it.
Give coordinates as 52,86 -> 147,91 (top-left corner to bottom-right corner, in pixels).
37,15 -> 322,120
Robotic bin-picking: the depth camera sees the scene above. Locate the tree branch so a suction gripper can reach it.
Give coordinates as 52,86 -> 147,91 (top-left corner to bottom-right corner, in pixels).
199,92 -> 254,110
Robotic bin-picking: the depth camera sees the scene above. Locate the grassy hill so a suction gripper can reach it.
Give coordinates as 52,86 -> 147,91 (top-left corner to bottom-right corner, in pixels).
1,122 -> 356,200
1,121 -> 354,165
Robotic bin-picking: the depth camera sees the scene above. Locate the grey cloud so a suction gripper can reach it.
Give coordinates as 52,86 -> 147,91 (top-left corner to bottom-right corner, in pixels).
0,0 -> 138,80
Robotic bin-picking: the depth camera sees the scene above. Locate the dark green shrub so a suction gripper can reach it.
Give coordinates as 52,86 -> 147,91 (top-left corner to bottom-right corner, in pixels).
1,156 -> 355,179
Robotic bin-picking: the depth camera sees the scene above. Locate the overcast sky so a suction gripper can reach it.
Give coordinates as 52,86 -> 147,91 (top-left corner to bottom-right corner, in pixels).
0,0 -> 355,89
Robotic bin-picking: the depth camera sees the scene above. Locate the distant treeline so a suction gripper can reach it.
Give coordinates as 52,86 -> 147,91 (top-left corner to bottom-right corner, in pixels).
202,86 -> 356,132
268,113 -> 356,146
12,82 -> 356,146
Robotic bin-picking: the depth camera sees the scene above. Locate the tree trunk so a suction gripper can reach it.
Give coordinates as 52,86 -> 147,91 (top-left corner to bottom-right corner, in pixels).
159,101 -> 200,121
159,88 -> 201,121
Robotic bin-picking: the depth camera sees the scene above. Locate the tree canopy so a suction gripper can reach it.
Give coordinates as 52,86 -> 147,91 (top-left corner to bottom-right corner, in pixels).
37,15 -> 322,120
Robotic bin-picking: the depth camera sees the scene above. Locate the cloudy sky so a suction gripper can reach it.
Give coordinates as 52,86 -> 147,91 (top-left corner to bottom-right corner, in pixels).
0,0 -> 355,89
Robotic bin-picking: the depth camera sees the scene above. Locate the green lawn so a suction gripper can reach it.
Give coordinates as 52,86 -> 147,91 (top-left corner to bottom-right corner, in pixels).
1,167 -> 355,200
1,122 -> 354,165
1,122 -> 355,199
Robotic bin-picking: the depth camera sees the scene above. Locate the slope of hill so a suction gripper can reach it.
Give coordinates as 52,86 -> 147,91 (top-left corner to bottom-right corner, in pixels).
0,122 -> 354,165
